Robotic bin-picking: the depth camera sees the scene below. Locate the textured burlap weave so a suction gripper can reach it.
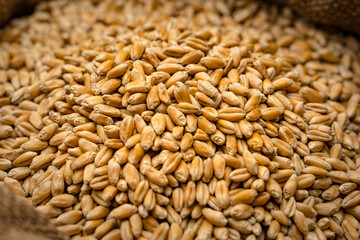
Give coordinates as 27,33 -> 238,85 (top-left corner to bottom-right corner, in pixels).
0,183 -> 67,240
271,0 -> 360,35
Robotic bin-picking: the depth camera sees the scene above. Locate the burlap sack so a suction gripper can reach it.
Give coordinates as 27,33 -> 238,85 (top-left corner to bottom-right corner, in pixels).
0,0 -> 42,27
270,0 -> 360,35
0,183 -> 67,240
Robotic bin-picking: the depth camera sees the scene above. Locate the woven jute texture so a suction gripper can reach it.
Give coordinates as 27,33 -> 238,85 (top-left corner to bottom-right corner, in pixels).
0,183 -> 67,240
271,0 -> 360,35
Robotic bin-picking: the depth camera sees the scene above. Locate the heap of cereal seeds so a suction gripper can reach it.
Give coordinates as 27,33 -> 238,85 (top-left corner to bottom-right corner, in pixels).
0,0 -> 360,239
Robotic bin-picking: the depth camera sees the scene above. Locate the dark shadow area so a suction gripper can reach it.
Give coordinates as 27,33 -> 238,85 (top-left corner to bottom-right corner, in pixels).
0,0 -> 42,28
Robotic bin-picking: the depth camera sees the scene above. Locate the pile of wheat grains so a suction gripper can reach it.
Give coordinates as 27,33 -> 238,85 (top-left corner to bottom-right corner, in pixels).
0,0 -> 360,239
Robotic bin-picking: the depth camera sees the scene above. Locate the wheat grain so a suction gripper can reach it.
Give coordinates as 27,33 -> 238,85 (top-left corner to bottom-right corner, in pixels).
0,0 -> 360,239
